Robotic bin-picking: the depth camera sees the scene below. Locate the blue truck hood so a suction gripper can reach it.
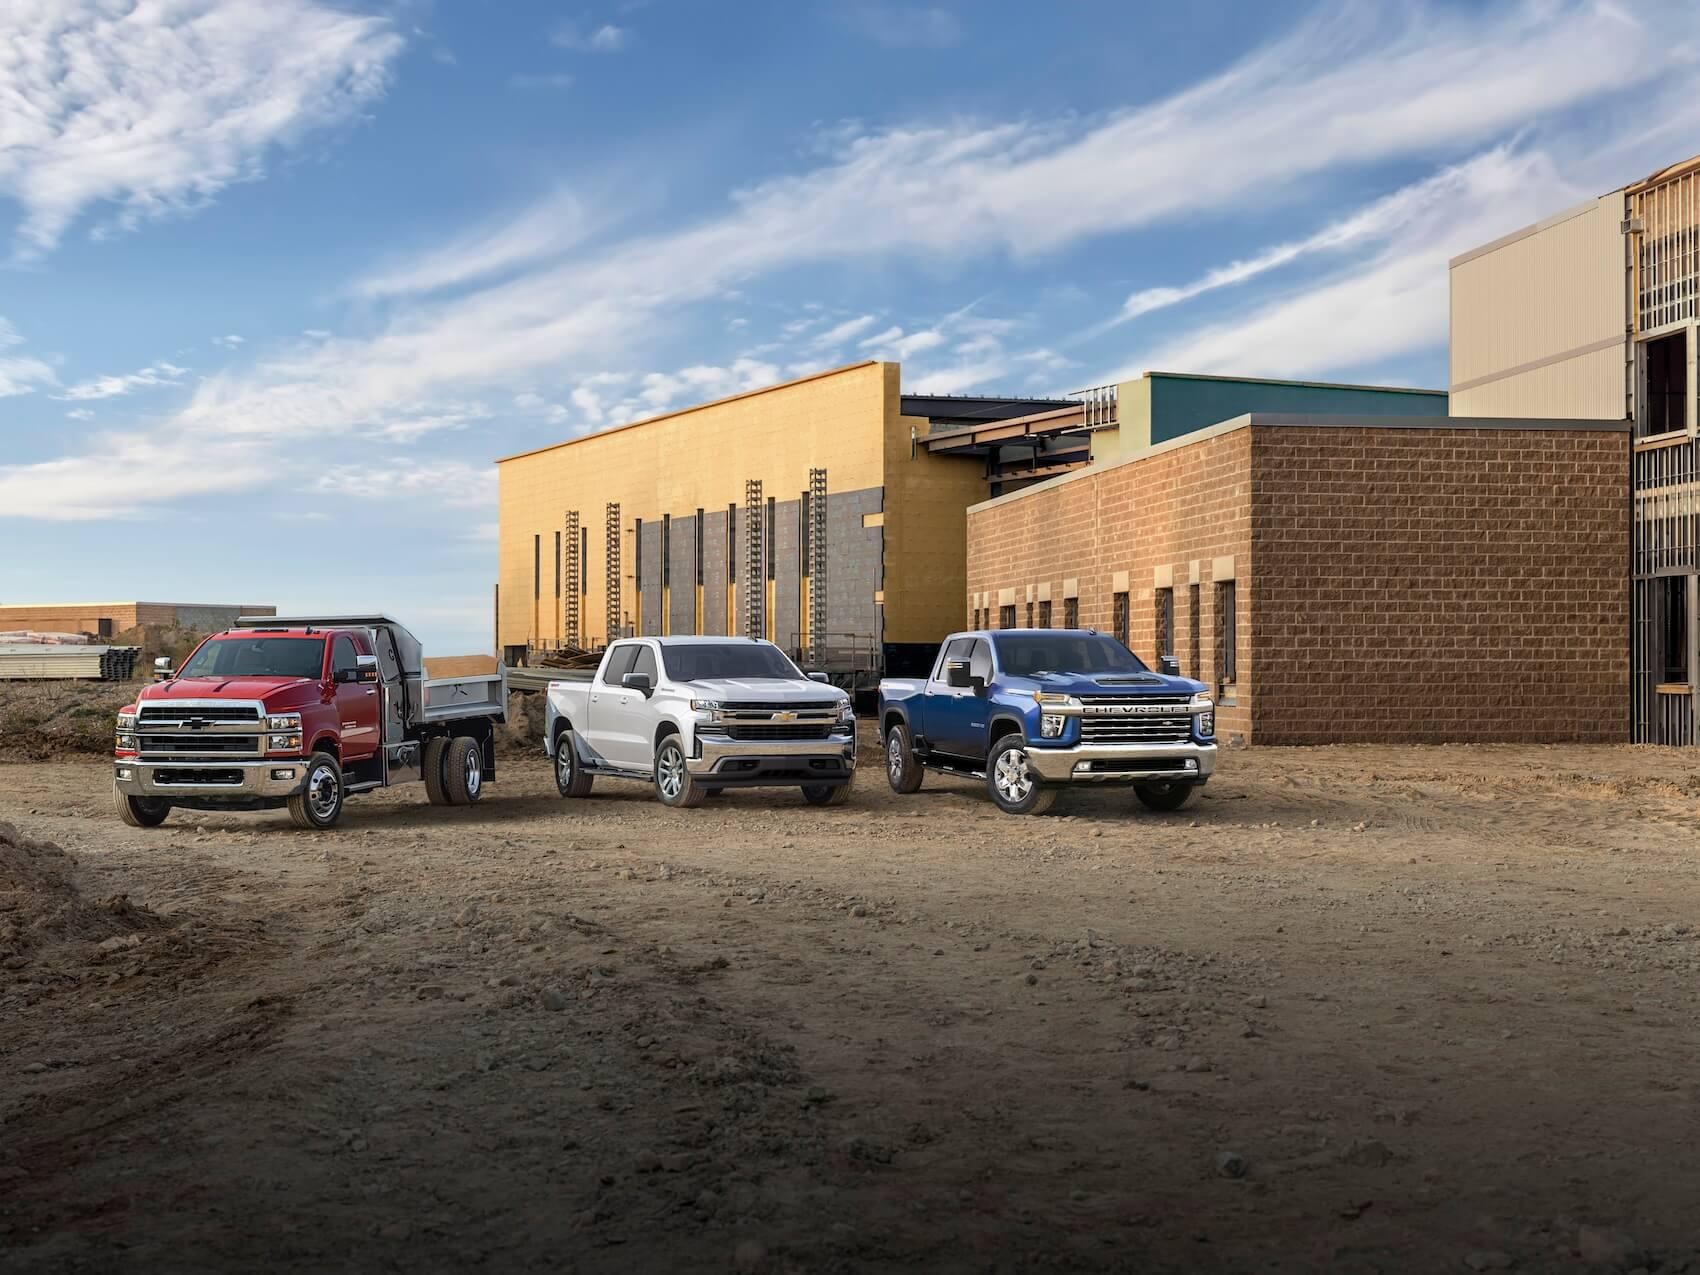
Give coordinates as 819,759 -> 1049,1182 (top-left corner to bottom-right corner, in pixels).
1006,669 -> 1207,697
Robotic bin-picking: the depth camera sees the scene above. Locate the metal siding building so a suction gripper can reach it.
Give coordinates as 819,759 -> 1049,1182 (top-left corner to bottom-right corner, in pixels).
1449,153 -> 1700,743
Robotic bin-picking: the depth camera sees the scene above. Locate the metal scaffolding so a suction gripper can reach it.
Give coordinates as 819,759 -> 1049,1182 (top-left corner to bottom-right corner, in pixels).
563,509 -> 580,648
808,467 -> 828,667
743,479 -> 764,639
605,502 -> 621,646
1632,439 -> 1700,743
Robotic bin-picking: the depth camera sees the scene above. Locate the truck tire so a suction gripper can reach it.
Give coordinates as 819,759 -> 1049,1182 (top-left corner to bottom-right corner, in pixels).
113,782 -> 171,828
554,729 -> 594,798
443,736 -> 485,805
287,753 -> 345,830
653,734 -> 705,809
802,783 -> 849,807
884,722 -> 924,794
423,736 -> 451,806
1135,780 -> 1197,812
986,734 -> 1056,816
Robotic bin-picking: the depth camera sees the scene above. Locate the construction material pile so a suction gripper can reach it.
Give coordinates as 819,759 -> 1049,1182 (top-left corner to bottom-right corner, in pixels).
0,635 -> 141,681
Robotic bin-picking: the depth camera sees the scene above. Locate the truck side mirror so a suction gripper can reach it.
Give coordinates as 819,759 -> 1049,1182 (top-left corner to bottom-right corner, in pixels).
806,671 -> 830,684
945,660 -> 971,689
621,671 -> 654,697
153,656 -> 173,680
355,654 -> 380,684
1157,654 -> 1181,676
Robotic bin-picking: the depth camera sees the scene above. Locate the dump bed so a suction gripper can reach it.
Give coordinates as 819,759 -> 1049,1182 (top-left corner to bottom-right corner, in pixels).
423,669 -> 507,723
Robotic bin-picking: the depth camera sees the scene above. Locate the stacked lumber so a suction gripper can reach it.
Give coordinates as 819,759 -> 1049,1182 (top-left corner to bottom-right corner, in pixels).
0,644 -> 141,681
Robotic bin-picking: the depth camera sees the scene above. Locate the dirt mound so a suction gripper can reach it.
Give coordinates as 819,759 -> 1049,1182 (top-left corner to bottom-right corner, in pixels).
0,680 -> 139,762
499,690 -> 547,753
0,822 -> 163,970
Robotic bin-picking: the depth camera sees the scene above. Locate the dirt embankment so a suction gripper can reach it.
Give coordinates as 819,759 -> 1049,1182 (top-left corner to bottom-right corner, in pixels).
0,682 -> 137,762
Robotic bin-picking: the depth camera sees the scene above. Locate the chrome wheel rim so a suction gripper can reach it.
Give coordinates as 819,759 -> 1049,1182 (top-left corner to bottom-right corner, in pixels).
306,764 -> 339,820
657,745 -> 684,800
993,747 -> 1034,805
556,745 -> 573,788
464,748 -> 482,798
887,734 -> 903,783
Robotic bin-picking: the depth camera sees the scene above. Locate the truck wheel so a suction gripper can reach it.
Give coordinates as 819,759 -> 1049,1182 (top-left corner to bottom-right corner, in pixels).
113,782 -> 171,828
287,753 -> 345,830
884,722 -> 923,794
802,783 -> 849,807
1135,780 -> 1197,812
653,735 -> 705,809
423,737 -> 451,806
987,734 -> 1056,816
444,736 -> 485,805
554,729 -> 594,798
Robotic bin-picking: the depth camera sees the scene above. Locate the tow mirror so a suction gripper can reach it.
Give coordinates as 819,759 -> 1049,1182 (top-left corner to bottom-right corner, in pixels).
153,656 -> 173,680
945,660 -> 971,689
1157,654 -> 1181,677
806,671 -> 830,684
621,671 -> 654,697
355,654 -> 380,684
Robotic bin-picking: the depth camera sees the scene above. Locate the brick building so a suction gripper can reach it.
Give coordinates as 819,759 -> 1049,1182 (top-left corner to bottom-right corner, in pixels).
0,601 -> 276,639
966,415 -> 1629,745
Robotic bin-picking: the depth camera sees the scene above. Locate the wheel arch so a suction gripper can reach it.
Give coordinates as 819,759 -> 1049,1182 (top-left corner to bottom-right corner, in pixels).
986,715 -> 1026,750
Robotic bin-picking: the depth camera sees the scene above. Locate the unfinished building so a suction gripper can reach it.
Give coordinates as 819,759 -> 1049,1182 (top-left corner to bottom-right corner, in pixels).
1450,153 -> 1700,743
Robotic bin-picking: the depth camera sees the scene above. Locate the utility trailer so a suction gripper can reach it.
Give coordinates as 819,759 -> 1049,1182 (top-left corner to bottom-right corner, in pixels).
112,614 -> 507,830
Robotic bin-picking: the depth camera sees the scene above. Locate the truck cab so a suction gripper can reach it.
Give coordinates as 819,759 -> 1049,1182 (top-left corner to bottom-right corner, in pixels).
877,628 -> 1217,815
545,636 -> 856,808
113,615 -> 506,830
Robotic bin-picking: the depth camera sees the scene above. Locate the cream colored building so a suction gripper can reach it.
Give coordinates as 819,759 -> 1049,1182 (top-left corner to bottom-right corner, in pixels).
494,361 -> 1069,678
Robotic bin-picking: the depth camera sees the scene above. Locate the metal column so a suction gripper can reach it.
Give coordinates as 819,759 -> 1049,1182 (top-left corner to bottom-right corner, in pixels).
605,502 -> 621,646
808,467 -> 828,667
563,510 -> 581,648
744,479 -> 764,639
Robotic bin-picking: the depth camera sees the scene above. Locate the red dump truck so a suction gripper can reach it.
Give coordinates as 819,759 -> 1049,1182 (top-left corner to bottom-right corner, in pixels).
112,615 -> 505,830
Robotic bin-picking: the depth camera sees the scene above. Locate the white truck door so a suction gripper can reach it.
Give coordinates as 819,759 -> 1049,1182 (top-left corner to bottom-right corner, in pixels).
591,643 -> 644,768
602,643 -> 662,770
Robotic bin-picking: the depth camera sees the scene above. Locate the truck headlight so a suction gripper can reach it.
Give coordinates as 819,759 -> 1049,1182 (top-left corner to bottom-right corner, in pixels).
115,732 -> 137,751
1033,692 -> 1082,707
268,733 -> 303,751
689,698 -> 723,714
117,711 -> 137,730
1190,694 -> 1215,738
1040,713 -> 1066,738
836,702 -> 855,725
267,713 -> 301,731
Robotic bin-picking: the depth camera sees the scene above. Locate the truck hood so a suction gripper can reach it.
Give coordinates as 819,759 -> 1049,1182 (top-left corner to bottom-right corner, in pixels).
139,676 -> 322,711
1010,670 -> 1208,698
684,677 -> 849,705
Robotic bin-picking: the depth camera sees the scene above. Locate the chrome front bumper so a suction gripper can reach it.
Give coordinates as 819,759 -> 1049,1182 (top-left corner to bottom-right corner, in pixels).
1024,740 -> 1218,783
688,733 -> 858,777
113,759 -> 310,799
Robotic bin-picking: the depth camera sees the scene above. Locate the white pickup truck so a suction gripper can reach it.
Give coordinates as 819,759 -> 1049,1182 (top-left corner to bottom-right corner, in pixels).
543,636 -> 856,808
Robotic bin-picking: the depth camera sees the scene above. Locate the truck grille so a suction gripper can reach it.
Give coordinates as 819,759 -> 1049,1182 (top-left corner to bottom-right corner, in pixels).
717,723 -> 835,742
150,767 -> 245,787
1078,695 -> 1194,745
138,705 -> 262,725
138,734 -> 263,758
717,700 -> 840,712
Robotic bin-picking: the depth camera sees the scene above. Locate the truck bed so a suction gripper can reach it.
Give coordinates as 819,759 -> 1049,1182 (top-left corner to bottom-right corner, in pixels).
422,670 -> 507,723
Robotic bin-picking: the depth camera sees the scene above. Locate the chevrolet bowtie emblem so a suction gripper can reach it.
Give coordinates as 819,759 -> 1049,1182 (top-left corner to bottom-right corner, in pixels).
771,710 -> 799,722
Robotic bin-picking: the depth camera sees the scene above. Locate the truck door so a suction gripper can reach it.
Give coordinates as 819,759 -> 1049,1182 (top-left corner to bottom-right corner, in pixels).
926,637 -> 986,761
331,633 -> 381,762
590,643 -> 645,768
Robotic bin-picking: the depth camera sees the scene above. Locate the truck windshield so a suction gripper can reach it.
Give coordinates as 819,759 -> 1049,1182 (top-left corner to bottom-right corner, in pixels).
660,643 -> 803,682
178,637 -> 325,680
993,633 -> 1148,677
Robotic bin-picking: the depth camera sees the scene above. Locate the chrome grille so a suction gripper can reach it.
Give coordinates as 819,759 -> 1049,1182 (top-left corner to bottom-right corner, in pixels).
1080,717 -> 1193,744
716,723 -> 835,742
717,700 -> 840,712
1079,694 -> 1191,709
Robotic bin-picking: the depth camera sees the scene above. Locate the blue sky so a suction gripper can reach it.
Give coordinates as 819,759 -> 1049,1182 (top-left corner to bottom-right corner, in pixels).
2,0 -> 1697,655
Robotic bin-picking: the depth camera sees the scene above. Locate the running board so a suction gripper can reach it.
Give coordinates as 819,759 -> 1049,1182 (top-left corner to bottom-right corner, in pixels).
346,780 -> 386,794
583,764 -> 653,782
926,762 -> 986,780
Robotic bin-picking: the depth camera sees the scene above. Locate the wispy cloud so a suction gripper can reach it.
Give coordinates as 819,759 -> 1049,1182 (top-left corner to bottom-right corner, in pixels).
57,361 -> 190,402
0,0 -> 403,258
550,20 -> 629,52
213,334 -> 246,350
809,314 -> 879,351
0,318 -> 57,398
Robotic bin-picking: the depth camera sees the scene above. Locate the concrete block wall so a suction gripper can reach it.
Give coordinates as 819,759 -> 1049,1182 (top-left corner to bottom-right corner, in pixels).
1251,426 -> 1629,743
701,509 -> 730,636
967,420 -> 1630,745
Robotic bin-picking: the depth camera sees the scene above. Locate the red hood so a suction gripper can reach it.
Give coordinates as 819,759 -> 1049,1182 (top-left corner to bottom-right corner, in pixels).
139,676 -> 321,710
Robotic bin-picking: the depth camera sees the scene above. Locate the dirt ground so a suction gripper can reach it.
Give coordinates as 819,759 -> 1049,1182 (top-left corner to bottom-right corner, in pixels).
2,734 -> 1698,1274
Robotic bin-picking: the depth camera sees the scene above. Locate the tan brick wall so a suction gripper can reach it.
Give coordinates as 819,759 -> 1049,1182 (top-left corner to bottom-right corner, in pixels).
1251,426 -> 1628,743
967,428 -> 1254,742
967,422 -> 1629,745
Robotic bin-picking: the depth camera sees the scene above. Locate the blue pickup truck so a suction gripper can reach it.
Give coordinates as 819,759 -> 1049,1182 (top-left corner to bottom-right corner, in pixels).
877,628 -> 1217,815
